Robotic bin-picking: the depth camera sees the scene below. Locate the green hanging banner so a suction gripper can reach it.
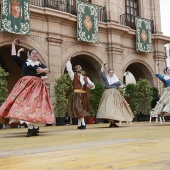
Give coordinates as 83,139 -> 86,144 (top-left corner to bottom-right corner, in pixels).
0,0 -> 30,35
135,17 -> 152,52
77,1 -> 98,43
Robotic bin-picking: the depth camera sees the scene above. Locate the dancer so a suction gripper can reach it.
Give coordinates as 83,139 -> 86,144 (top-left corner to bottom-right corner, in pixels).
152,66 -> 170,117
96,63 -> 134,127
66,57 -> 95,129
0,38 -> 55,137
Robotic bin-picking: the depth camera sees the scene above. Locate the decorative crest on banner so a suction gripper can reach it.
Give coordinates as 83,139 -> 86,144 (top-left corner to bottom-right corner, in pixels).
0,0 -> 30,35
135,17 -> 152,52
77,1 -> 98,43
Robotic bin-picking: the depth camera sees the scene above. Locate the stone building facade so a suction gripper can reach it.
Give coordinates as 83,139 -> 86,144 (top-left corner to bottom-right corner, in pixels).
165,44 -> 170,67
0,0 -> 170,104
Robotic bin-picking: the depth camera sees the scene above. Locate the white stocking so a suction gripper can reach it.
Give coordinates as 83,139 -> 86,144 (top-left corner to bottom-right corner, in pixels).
33,125 -> 38,129
78,119 -> 81,126
27,124 -> 33,129
81,118 -> 86,126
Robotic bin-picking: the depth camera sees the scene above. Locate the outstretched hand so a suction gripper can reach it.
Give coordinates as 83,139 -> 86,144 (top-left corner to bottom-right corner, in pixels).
88,84 -> 94,88
70,55 -> 74,61
12,38 -> 20,45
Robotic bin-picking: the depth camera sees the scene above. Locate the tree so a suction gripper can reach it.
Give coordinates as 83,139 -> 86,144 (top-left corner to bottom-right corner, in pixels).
0,66 -> 8,105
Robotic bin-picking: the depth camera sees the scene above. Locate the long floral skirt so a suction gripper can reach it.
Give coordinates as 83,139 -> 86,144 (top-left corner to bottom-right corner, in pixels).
152,87 -> 170,117
96,88 -> 134,121
71,92 -> 89,119
0,76 -> 55,124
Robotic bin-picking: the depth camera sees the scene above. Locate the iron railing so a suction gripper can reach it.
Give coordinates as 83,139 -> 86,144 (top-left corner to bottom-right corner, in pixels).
29,0 -> 107,22
120,13 -> 155,34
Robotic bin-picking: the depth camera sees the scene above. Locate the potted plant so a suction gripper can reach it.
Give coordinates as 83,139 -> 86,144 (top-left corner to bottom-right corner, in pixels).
88,82 -> 104,124
54,73 -> 73,126
0,66 -> 8,128
124,79 -> 153,121
135,79 -> 153,120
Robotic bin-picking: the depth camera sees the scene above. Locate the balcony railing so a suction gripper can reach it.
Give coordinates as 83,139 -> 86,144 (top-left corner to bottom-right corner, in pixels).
120,13 -> 155,34
29,0 -> 107,22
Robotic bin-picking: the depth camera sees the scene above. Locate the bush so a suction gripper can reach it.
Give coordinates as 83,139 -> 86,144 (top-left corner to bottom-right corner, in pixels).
124,79 -> 153,114
124,83 -> 138,113
54,73 -> 73,117
136,79 -> 153,114
0,66 -> 8,105
89,82 -> 104,117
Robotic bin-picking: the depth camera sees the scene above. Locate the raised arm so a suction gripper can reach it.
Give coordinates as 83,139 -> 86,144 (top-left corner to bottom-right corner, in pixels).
100,63 -> 107,82
66,60 -> 74,81
11,39 -> 19,55
156,74 -> 164,81
17,48 -> 24,57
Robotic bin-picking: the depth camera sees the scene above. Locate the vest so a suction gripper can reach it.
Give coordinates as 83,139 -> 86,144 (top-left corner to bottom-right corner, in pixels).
73,74 -> 88,91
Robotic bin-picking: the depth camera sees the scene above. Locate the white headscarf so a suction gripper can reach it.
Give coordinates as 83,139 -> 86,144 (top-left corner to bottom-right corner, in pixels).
106,74 -> 119,85
164,75 -> 170,80
164,67 -> 170,80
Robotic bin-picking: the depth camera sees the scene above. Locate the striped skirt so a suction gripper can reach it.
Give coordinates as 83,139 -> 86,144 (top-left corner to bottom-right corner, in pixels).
96,88 -> 134,121
71,92 -> 89,119
152,87 -> 170,117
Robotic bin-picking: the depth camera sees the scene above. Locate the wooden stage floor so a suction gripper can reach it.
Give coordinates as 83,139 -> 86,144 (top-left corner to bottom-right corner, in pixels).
0,122 -> 170,170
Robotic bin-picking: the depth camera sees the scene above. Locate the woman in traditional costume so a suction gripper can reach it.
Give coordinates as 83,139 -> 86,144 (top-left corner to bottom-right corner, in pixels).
152,66 -> 170,117
0,38 -> 54,137
96,63 -> 134,127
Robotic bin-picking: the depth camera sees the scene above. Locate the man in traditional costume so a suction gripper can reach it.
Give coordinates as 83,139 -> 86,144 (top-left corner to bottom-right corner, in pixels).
66,57 -> 95,129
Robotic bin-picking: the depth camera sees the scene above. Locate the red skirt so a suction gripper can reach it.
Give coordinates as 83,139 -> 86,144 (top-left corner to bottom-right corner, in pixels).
0,76 -> 55,124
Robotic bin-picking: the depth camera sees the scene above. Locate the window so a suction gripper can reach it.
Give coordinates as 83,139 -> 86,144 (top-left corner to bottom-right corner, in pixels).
70,0 -> 92,15
125,0 -> 139,29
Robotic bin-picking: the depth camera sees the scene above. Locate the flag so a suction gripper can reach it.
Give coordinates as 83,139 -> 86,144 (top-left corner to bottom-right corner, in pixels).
1,0 -> 30,35
136,17 -> 152,52
77,1 -> 98,43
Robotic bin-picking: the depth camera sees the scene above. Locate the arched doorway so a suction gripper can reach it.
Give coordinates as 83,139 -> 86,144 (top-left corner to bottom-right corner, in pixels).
64,54 -> 102,83
124,62 -> 154,85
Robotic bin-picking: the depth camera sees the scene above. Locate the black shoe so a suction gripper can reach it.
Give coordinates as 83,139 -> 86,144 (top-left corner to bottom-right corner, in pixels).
32,128 -> 39,136
77,125 -> 86,130
26,129 -> 33,137
109,123 -> 113,127
113,123 -> 119,127
81,125 -> 86,129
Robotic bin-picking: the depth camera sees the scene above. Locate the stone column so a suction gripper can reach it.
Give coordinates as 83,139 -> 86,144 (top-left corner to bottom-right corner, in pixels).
46,37 -> 63,104
107,46 -> 123,79
154,51 -> 166,95
105,0 -> 119,23
153,37 -> 167,95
